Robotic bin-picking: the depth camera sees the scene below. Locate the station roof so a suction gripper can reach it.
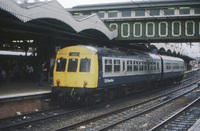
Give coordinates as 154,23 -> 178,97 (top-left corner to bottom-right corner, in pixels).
0,0 -> 117,41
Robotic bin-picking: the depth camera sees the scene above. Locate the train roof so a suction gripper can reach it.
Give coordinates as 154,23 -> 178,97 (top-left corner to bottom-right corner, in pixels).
160,55 -> 184,62
78,45 -> 183,62
79,45 -> 159,60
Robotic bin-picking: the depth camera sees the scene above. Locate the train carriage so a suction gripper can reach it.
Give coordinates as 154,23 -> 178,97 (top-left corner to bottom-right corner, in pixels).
52,45 -> 184,103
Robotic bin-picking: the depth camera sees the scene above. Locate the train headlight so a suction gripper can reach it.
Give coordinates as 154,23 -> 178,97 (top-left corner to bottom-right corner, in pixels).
84,81 -> 88,87
56,79 -> 60,86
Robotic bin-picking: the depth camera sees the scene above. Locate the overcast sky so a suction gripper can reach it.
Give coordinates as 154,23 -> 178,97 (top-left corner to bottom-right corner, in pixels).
57,0 -> 133,8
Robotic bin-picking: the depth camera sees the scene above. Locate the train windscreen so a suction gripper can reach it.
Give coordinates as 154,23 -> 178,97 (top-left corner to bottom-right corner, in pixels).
68,59 -> 78,72
79,58 -> 91,72
56,58 -> 67,72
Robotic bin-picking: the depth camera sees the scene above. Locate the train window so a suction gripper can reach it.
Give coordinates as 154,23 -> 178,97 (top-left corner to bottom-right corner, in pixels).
150,61 -> 153,70
154,62 -> 156,70
134,61 -> 138,71
157,62 -> 159,70
105,59 -> 112,73
127,60 -> 132,72
80,58 -> 91,72
144,62 -> 147,70
56,58 -> 67,72
139,61 -> 143,71
114,60 -> 120,72
68,59 -> 78,72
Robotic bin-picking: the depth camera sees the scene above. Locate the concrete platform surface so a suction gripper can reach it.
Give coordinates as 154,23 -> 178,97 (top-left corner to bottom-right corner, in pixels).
0,81 -> 51,99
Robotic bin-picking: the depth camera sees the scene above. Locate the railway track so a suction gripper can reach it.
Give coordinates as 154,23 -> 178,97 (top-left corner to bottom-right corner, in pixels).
56,80 -> 200,130
0,74 -> 199,130
150,96 -> 200,131
0,107 -> 87,130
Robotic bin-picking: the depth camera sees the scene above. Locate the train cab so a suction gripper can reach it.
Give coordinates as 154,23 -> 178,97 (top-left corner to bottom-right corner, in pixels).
53,46 -> 99,94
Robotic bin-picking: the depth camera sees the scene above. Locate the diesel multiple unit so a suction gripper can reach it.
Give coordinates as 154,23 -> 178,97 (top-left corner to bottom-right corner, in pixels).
52,45 -> 184,103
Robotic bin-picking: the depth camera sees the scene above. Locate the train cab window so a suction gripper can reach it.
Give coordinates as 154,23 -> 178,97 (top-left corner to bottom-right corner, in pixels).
56,58 -> 67,72
80,58 -> 91,72
127,60 -> 132,72
68,59 -> 78,72
105,59 -> 112,73
114,60 -> 121,72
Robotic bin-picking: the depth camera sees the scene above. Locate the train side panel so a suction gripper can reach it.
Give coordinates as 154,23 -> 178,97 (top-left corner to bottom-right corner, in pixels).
97,55 -> 162,87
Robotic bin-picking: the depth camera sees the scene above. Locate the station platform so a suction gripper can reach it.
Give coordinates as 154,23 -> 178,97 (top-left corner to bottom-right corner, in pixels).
188,118 -> 200,131
0,81 -> 51,101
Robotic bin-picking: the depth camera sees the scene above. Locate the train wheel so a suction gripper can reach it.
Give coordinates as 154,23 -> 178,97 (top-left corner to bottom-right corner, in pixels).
58,93 -> 67,106
85,95 -> 95,106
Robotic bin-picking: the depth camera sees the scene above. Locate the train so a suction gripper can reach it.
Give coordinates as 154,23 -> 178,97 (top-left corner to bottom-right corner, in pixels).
52,45 -> 184,104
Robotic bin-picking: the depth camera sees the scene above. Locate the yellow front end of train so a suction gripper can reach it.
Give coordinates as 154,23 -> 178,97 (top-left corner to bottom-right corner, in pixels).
53,46 -> 98,89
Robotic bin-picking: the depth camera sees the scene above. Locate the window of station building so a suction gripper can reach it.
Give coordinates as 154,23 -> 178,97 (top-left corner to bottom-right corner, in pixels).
149,9 -> 160,16
194,7 -> 200,14
82,11 -> 92,16
122,10 -> 132,17
135,10 -> 145,16
127,60 -> 133,72
79,58 -> 91,72
108,10 -> 118,18
56,58 -> 67,72
97,11 -> 105,18
68,59 -> 78,72
179,7 -> 190,15
73,12 -> 80,16
114,59 -> 120,72
105,59 -> 112,73
164,8 -> 175,15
